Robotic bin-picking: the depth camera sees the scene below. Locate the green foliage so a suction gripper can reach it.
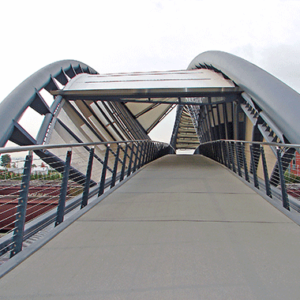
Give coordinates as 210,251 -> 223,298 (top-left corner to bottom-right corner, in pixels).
48,171 -> 62,180
1,154 -> 11,167
0,169 -> 62,181
0,170 -> 21,180
284,171 -> 300,184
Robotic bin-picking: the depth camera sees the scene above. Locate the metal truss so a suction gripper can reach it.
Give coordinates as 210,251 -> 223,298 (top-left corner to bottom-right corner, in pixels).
178,50 -> 300,185
1,51 -> 300,179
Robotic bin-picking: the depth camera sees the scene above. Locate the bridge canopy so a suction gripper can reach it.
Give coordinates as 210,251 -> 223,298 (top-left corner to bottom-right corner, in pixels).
50,69 -> 238,144
51,69 -> 237,100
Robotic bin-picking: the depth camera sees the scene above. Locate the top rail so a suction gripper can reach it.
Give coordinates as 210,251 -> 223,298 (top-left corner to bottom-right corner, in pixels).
0,139 -> 172,263
0,140 -> 173,154
196,139 -> 300,216
198,139 -> 300,149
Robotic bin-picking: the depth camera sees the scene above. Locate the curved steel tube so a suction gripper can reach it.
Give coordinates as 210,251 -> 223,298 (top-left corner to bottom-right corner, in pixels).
0,60 -> 97,146
188,51 -> 300,144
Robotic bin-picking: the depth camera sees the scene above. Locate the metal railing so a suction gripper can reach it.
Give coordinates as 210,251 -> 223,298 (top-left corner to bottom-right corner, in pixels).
0,140 -> 171,262
196,140 -> 300,213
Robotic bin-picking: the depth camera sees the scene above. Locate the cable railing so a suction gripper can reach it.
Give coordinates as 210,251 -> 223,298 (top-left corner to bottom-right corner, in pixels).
0,140 -> 171,263
196,140 -> 300,213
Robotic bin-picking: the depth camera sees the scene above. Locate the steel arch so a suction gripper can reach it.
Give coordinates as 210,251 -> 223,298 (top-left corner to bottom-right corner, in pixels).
188,51 -> 300,145
0,60 -> 97,147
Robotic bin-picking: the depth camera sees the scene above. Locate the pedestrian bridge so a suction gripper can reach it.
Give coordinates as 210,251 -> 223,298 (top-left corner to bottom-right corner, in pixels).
2,154 -> 300,299
1,50 -> 300,298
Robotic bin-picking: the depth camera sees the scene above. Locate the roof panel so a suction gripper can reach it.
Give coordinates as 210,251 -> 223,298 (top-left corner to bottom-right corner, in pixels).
64,69 -> 235,91
125,102 -> 156,116
137,104 -> 173,132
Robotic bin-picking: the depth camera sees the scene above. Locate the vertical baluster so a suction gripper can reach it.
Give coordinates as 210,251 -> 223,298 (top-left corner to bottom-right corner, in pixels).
250,145 -> 259,189
218,141 -> 224,165
217,142 -> 222,164
55,150 -> 72,226
229,142 -> 236,173
81,147 -> 95,208
111,144 -> 121,188
276,147 -> 290,210
133,143 -> 139,173
148,143 -> 152,162
149,143 -> 154,162
235,143 -> 242,177
151,143 -> 156,161
242,143 -> 250,182
10,152 -> 33,258
145,142 -> 151,164
127,143 -> 134,177
98,145 -> 110,196
138,142 -> 144,169
212,143 -> 217,161
260,146 -> 272,198
141,141 -> 148,166
120,143 -> 128,182
223,142 -> 230,168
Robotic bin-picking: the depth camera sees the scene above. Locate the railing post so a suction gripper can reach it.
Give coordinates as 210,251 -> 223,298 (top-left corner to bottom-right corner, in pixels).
151,143 -> 155,161
215,143 -> 219,162
222,141 -> 226,165
217,142 -> 222,164
145,142 -> 151,164
55,150 -> 72,227
141,141 -> 148,166
127,143 -> 134,177
111,144 -> 121,188
260,146 -> 272,198
223,141 -> 230,168
218,141 -> 224,165
242,143 -> 250,182
138,142 -> 144,169
210,143 -> 213,160
147,142 -> 153,162
10,152 -> 33,258
148,143 -> 153,162
229,142 -> 236,173
276,147 -> 290,210
227,142 -> 232,170
133,143 -> 139,173
153,143 -> 157,160
98,145 -> 110,196
152,144 -> 156,161
81,147 -> 95,208
250,145 -> 259,189
120,143 -> 128,182
222,142 -> 227,166
212,143 -> 217,161
235,143 -> 242,177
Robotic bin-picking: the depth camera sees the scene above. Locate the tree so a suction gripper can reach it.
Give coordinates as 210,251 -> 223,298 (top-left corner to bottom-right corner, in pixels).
1,154 -> 11,168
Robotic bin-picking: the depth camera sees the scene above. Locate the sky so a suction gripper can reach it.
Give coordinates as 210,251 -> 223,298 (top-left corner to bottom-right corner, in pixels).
1,0 -> 300,143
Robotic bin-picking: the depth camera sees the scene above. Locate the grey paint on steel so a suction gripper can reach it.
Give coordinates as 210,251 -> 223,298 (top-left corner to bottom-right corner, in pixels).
188,51 -> 300,144
0,60 -> 97,146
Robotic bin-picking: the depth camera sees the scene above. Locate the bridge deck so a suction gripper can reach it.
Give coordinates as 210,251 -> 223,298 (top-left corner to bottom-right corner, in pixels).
1,155 -> 300,299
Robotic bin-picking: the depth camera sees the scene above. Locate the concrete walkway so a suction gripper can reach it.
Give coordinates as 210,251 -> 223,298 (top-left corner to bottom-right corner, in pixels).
1,155 -> 300,299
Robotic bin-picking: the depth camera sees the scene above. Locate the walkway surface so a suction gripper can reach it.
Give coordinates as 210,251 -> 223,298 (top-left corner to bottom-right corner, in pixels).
1,155 -> 300,299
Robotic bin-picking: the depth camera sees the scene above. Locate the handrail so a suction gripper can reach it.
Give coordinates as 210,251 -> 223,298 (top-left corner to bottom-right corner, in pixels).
0,140 -> 172,154
196,139 -> 300,149
196,139 -> 300,216
0,139 -> 172,261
